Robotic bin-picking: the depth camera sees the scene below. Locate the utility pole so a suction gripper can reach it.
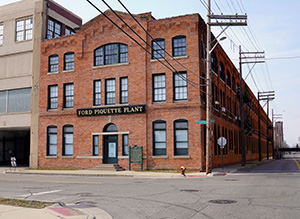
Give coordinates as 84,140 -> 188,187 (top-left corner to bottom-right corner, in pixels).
239,50 -> 264,165
205,0 -> 247,174
258,91 -> 275,161
205,0 -> 212,174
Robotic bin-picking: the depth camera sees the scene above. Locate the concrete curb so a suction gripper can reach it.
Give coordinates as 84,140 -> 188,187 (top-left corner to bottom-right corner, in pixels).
4,169 -> 207,178
4,159 -> 274,178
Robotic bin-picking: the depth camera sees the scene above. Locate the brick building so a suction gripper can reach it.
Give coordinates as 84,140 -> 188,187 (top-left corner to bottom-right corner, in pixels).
38,10 -> 271,170
0,0 -> 81,167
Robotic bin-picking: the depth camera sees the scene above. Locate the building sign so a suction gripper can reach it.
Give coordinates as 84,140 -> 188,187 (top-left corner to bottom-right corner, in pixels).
77,105 -> 146,117
129,145 -> 143,170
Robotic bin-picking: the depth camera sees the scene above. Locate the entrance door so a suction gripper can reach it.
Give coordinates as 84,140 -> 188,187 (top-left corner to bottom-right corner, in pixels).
103,135 -> 118,164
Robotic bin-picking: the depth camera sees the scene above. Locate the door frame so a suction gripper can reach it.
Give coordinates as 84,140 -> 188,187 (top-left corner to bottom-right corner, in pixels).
103,135 -> 118,164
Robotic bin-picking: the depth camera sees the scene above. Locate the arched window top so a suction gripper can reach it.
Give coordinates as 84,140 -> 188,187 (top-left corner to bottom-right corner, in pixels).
152,38 -> 165,59
226,70 -> 231,87
174,119 -> 188,129
153,38 -> 165,42
47,125 -> 57,132
48,54 -> 58,72
153,120 -> 166,129
232,76 -> 236,92
94,43 -> 128,66
173,35 -> 186,39
64,52 -> 74,71
63,124 -> 73,131
219,61 -> 225,81
64,51 -> 74,55
211,53 -> 218,73
172,35 -> 186,57
103,123 -> 118,132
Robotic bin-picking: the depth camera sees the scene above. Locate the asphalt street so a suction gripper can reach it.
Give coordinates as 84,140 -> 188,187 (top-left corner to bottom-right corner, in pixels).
0,158 -> 299,219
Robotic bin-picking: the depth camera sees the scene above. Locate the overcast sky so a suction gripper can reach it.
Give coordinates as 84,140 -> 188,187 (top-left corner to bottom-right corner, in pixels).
1,0 -> 299,146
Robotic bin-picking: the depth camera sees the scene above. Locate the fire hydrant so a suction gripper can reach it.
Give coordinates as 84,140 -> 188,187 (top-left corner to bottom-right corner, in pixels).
180,166 -> 186,177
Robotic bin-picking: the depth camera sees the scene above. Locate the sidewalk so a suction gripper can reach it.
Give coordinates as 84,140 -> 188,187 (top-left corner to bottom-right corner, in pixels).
0,203 -> 112,219
4,158 -> 273,178
4,168 -> 208,178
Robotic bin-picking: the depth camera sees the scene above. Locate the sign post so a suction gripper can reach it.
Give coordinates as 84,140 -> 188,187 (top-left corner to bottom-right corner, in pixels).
217,137 -> 227,171
129,145 -> 143,170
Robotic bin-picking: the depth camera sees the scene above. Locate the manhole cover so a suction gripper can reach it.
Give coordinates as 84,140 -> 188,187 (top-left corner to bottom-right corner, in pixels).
209,199 -> 237,204
180,189 -> 199,193
75,201 -> 97,206
76,193 -> 97,197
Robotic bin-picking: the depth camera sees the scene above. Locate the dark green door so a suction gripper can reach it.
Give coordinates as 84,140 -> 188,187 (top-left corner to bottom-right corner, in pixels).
103,135 -> 118,164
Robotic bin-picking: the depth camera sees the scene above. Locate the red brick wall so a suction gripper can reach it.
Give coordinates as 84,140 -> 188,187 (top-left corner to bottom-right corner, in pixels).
38,11 -> 270,171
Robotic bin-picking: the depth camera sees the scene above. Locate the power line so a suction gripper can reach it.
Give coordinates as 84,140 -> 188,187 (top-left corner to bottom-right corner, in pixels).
265,56 -> 300,60
85,0 -> 207,94
117,0 -> 207,81
100,0 -> 204,88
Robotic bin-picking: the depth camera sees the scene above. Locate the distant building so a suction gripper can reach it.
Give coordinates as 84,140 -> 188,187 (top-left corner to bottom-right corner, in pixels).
38,10 -> 272,170
0,0 -> 81,167
275,121 -> 284,147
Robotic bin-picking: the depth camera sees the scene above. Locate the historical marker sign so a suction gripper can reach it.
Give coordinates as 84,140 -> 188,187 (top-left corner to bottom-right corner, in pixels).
129,145 -> 143,170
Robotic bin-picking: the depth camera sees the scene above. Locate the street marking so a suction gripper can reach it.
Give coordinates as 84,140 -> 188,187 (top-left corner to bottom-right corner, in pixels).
292,154 -> 300,171
0,178 -> 102,184
19,190 -> 61,197
293,158 -> 300,171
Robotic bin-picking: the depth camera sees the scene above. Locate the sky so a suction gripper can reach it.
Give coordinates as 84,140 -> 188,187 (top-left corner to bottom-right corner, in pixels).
1,0 -> 299,146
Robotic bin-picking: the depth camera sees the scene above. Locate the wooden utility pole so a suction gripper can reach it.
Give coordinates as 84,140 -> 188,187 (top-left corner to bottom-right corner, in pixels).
239,50 -> 264,165
205,0 -> 212,174
258,91 -> 275,161
205,0 -> 247,174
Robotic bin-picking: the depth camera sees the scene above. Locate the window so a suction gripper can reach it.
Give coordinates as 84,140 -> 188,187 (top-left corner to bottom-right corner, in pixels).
211,53 -> 218,73
47,126 -> 57,156
219,62 -> 225,81
120,77 -> 128,104
65,27 -> 74,36
174,120 -> 188,156
0,23 -> 3,45
93,80 -> 101,106
49,54 -> 58,72
64,52 -> 74,71
64,83 -> 74,108
47,18 -> 61,39
105,79 -> 116,105
201,40 -> 205,59
48,85 -> 58,109
94,43 -> 128,66
152,38 -> 165,59
226,70 -> 231,87
63,125 -> 73,156
174,72 -> 187,100
172,36 -> 186,57
123,134 -> 129,156
153,121 -> 167,156
232,76 -> 236,92
0,88 -> 31,113
153,74 -> 166,102
16,17 -> 33,41
93,135 -> 99,156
